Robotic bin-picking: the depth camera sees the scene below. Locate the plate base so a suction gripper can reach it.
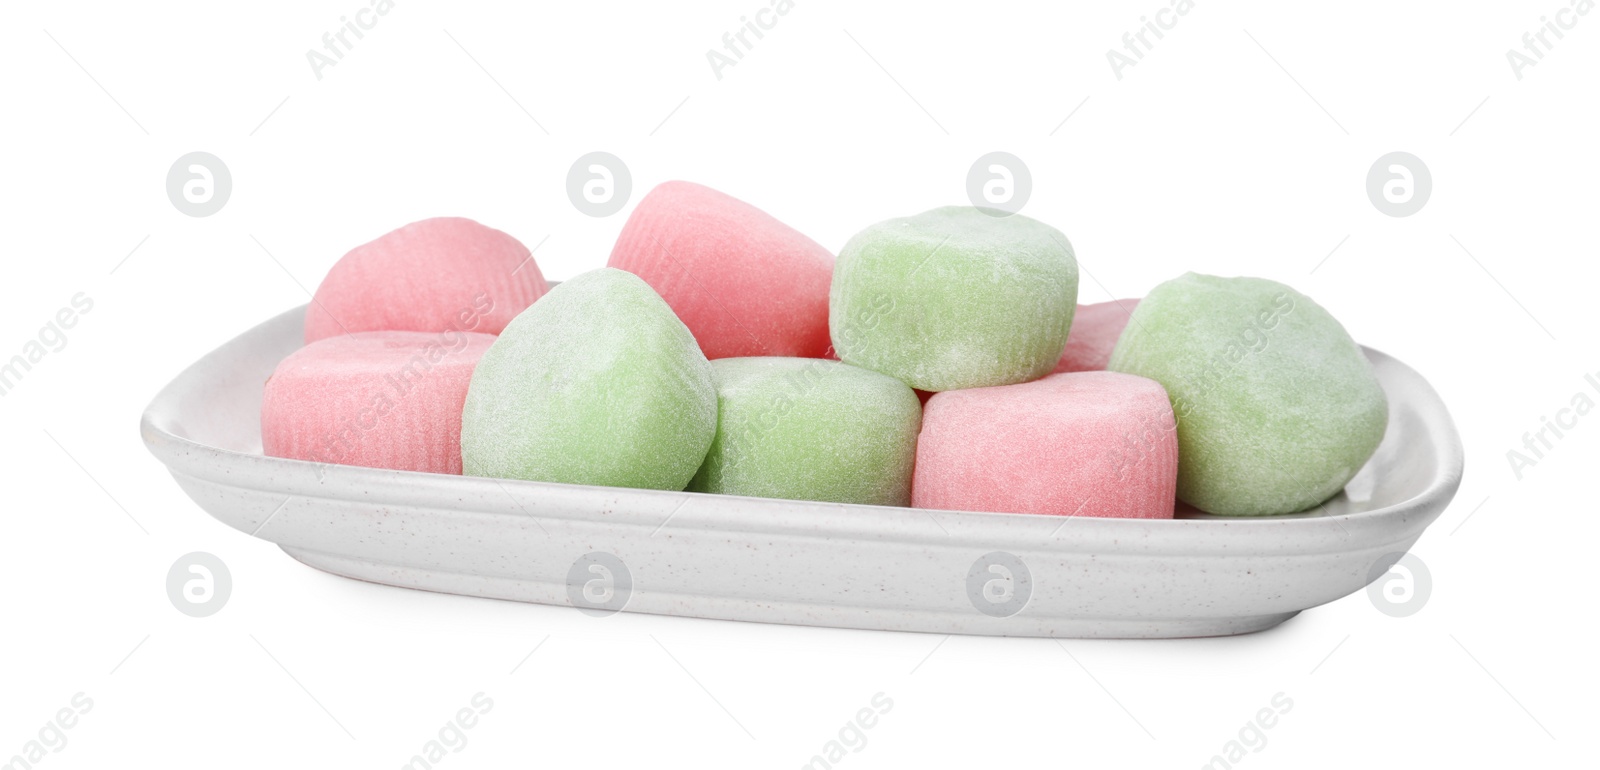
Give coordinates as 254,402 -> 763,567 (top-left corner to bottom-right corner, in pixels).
284,546 -> 1300,640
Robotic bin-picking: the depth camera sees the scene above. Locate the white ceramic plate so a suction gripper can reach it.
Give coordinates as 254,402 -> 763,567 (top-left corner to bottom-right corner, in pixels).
141,305 -> 1463,638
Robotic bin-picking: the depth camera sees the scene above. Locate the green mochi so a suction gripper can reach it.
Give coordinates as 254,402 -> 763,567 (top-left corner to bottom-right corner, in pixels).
1106,273 -> 1388,516
688,357 -> 922,506
461,268 -> 717,490
829,206 -> 1079,392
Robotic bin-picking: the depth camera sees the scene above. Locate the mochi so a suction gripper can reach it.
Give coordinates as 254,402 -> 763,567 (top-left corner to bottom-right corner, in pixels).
912,372 -> 1177,519
262,330 -> 495,474
1055,299 -> 1139,373
829,206 -> 1078,391
460,268 -> 717,490
305,217 -> 547,343
1106,273 -> 1388,516
688,357 -> 922,505
608,181 -> 835,359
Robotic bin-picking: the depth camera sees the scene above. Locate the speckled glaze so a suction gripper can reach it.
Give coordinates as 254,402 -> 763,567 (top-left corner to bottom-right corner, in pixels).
141,305 -> 1463,639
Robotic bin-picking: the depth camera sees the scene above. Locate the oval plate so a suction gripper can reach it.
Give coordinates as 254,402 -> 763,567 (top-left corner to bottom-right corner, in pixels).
141,306 -> 1463,638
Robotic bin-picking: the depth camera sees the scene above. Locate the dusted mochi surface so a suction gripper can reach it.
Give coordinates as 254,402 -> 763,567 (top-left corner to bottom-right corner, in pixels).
608,181 -> 835,359
1055,299 -> 1139,373
461,268 -> 717,490
913,372 -> 1177,519
305,217 -> 548,343
261,330 -> 496,475
688,357 -> 922,506
829,206 -> 1079,391
1107,273 -> 1388,516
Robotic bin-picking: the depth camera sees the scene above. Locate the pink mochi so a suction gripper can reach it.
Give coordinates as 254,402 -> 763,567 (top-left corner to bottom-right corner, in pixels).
305,217 -> 547,343
608,181 -> 835,359
913,371 -> 1178,519
1054,299 -> 1140,374
262,331 -> 495,475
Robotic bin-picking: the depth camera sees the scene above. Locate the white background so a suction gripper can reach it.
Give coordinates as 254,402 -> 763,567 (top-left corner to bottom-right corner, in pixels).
2,0 -> 1595,767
